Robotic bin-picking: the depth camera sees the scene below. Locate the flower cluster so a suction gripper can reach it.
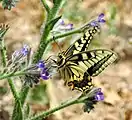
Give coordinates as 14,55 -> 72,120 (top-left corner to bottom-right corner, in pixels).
83,88 -> 104,113
90,13 -> 106,26
52,19 -> 73,34
1,45 -> 31,74
11,44 -> 30,64
36,60 -> 50,80
24,60 -> 50,87
2,45 -> 50,86
80,13 -> 105,33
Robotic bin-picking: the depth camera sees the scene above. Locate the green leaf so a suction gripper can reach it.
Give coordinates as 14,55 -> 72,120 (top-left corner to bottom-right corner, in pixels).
47,15 -> 62,29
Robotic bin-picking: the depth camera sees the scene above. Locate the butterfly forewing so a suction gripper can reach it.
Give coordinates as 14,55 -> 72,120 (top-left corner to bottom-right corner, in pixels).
67,49 -> 118,77
64,25 -> 101,57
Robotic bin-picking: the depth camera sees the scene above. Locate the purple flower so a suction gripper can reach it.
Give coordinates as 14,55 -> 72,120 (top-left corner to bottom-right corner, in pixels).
53,19 -> 74,33
41,72 -> 50,80
21,45 -> 29,56
40,69 -> 50,80
94,88 -> 104,101
90,13 -> 105,26
58,19 -> 65,25
83,87 -> 104,113
37,60 -> 45,69
13,45 -> 29,57
24,60 -> 51,87
90,21 -> 98,26
36,60 -> 50,80
65,24 -> 73,30
11,45 -> 30,63
98,13 -> 106,23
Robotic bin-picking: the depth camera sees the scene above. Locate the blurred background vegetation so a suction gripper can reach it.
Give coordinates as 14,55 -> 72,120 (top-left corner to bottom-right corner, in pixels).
0,0 -> 132,120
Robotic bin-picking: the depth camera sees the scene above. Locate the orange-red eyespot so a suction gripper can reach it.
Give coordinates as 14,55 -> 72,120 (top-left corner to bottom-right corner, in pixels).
68,82 -> 75,90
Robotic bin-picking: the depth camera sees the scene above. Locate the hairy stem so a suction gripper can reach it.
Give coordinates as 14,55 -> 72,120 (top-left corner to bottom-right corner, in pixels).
26,88 -> 98,120
8,78 -> 20,100
0,71 -> 26,80
20,85 -> 30,107
41,0 -> 50,13
26,97 -> 79,120
9,78 -> 23,120
47,0 -> 66,21
47,28 -> 82,42
0,39 -> 7,66
0,37 -> 23,119
19,0 -> 67,112
12,99 -> 23,120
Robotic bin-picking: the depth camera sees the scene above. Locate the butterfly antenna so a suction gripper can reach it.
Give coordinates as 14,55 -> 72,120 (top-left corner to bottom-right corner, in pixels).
45,55 -> 57,62
52,35 -> 62,52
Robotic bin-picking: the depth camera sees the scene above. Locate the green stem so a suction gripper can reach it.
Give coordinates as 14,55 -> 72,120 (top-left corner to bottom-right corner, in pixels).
47,28 -> 82,42
20,85 -> 30,107
41,0 -> 50,13
47,19 -> 95,42
0,71 -> 26,80
33,0 -> 66,63
33,32 -> 50,63
8,78 -> 20,100
8,78 -> 23,120
0,36 -> 23,119
12,99 -> 23,120
26,88 -> 98,120
0,39 -> 7,66
19,0 -> 67,110
12,83 -> 29,120
0,38 -> 20,101
47,0 -> 66,21
26,97 -> 79,120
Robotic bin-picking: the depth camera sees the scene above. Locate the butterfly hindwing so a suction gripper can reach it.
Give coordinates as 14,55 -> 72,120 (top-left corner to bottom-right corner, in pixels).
68,72 -> 93,92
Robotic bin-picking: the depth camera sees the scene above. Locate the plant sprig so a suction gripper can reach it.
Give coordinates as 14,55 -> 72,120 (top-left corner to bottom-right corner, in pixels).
0,1 -> 107,120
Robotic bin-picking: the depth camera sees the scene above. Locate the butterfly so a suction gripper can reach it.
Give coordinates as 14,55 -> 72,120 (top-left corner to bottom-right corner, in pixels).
53,20 -> 118,92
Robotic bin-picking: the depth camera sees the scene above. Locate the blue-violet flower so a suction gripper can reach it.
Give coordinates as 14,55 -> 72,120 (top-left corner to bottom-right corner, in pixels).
95,88 -> 104,101
83,88 -> 104,113
90,13 -> 105,26
11,45 -> 30,63
53,19 -> 74,33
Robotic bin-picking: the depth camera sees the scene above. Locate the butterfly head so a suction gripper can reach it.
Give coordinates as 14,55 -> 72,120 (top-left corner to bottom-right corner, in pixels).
56,53 -> 66,67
